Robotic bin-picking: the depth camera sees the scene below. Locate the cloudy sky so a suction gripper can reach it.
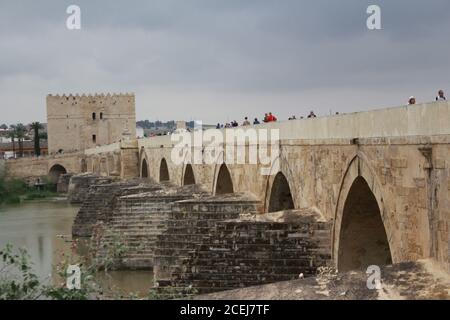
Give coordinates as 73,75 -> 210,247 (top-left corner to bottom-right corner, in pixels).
1,0 -> 450,124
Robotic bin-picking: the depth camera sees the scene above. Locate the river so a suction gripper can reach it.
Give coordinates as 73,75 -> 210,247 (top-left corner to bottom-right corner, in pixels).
0,200 -> 153,298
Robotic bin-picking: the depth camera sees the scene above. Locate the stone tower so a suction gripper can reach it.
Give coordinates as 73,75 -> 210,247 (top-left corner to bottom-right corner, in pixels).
46,93 -> 136,154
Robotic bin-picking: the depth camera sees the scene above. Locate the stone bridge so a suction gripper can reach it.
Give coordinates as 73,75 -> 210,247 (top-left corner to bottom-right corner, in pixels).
137,102 -> 450,272
4,101 -> 450,275
4,139 -> 139,183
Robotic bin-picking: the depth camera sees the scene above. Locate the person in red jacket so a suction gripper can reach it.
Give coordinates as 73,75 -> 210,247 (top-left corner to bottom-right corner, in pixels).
268,112 -> 277,122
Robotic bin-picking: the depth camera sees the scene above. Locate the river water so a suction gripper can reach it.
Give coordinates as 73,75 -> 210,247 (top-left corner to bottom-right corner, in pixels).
0,200 -> 153,298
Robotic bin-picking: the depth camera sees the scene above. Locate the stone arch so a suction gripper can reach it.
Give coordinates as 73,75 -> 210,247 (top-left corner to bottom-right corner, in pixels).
337,176 -> 392,272
141,158 -> 149,178
263,155 -> 298,212
214,163 -> 234,195
107,155 -> 115,175
92,157 -> 100,173
159,158 -> 170,182
80,159 -> 88,173
100,157 -> 108,176
333,153 -> 396,271
267,172 -> 295,213
48,164 -> 67,183
182,164 -> 196,186
113,153 -> 121,174
139,147 -> 151,179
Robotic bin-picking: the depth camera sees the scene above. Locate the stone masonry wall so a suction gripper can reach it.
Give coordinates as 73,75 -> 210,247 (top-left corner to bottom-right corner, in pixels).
92,184 -> 208,269
154,193 -> 262,285
72,179 -> 158,237
57,174 -> 73,193
160,210 -> 331,294
68,174 -> 116,204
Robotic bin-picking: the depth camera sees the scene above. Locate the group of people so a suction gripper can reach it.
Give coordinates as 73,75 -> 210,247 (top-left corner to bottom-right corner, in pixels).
216,112 -> 280,129
408,90 -> 446,105
288,111 -> 318,120
214,90 -> 449,130
215,110 -> 323,129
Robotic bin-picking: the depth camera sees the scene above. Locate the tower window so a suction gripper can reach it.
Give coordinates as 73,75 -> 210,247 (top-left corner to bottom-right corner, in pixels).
92,134 -> 97,143
92,112 -> 96,120
100,112 -> 103,120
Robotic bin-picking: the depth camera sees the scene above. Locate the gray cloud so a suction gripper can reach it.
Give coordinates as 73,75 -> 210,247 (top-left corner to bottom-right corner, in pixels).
0,0 -> 449,124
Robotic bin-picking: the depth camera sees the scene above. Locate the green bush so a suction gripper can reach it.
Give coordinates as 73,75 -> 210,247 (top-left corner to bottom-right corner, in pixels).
24,191 -> 58,201
0,175 -> 59,204
4,195 -> 21,204
0,244 -> 42,300
0,244 -> 98,300
0,176 -> 27,204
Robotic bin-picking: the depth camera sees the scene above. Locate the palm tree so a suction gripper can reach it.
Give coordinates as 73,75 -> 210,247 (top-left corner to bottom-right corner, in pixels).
7,126 -> 16,158
30,122 -> 43,157
14,124 -> 26,158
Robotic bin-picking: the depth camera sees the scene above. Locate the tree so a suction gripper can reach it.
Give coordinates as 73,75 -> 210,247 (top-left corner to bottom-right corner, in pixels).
39,132 -> 48,140
30,122 -> 43,157
0,124 -> 7,130
7,125 -> 16,159
14,124 -> 26,158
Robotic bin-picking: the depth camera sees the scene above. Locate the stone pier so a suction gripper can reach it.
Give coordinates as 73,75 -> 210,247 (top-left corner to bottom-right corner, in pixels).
155,209 -> 331,294
92,184 -> 207,269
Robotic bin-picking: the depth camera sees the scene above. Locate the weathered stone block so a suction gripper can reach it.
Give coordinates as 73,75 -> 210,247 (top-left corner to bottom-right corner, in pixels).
391,158 -> 408,168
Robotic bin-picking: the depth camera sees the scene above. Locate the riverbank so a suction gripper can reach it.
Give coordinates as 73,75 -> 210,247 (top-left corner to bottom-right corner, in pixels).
0,176 -> 59,204
196,260 -> 450,300
0,200 -> 155,299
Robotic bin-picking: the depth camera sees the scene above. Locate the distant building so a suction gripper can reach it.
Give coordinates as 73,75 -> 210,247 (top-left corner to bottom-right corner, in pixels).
46,93 -> 136,154
136,126 -> 145,138
0,140 -> 48,159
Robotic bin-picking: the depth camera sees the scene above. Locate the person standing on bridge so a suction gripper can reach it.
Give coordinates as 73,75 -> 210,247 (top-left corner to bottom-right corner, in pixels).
307,111 -> 317,118
267,112 -> 277,122
408,96 -> 416,105
242,117 -> 251,126
436,90 -> 446,101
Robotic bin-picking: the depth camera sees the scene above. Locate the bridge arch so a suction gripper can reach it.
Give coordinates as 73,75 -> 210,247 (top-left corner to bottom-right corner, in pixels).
214,163 -> 234,195
182,164 -> 196,186
266,172 -> 295,213
141,158 -> 149,178
91,157 -> 100,173
263,155 -> 298,212
100,157 -> 108,176
139,147 -> 149,179
333,153 -> 395,272
159,158 -> 170,182
80,159 -> 88,173
337,176 -> 392,272
48,164 -> 67,183
107,155 -> 115,175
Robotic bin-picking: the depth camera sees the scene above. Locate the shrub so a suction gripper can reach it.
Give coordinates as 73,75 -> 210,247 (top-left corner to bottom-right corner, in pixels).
0,244 -> 42,300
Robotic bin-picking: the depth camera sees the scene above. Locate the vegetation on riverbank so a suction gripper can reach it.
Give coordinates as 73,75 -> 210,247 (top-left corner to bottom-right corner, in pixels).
0,241 -> 195,300
0,175 -> 58,205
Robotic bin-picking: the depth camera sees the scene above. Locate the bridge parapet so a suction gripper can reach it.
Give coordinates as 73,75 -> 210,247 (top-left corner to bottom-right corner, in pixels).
139,101 -> 450,149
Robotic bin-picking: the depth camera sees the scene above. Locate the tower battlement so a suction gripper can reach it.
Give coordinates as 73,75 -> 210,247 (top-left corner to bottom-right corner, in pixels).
47,93 -> 135,99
